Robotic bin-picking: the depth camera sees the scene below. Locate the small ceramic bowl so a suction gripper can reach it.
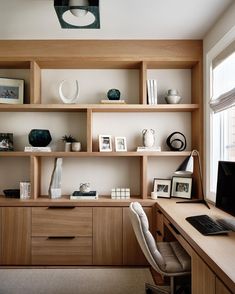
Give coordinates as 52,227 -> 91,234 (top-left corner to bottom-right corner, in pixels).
165,95 -> 182,104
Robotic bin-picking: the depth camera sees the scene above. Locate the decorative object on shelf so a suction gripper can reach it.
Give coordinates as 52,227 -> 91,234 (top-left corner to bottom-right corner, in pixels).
59,80 -> 80,104
0,133 -> 14,151
166,131 -> 186,151
153,178 -> 171,199
49,157 -> 63,199
0,78 -> 24,104
111,188 -> 130,199
100,99 -> 125,104
165,89 -> 182,104
147,79 -> 157,105
24,146 -> 51,152
62,134 -> 77,152
70,190 -> 98,200
3,189 -> 20,198
142,129 -> 155,148
71,141 -> 82,152
29,129 -> 52,147
137,146 -> 161,152
171,176 -> 192,199
80,183 -> 91,193
115,137 -> 127,152
54,0 -> 100,29
99,135 -> 112,152
20,181 -> 31,200
107,89 -> 121,100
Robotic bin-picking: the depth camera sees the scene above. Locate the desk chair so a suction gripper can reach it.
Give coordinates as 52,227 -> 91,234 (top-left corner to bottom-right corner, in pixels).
129,202 -> 191,294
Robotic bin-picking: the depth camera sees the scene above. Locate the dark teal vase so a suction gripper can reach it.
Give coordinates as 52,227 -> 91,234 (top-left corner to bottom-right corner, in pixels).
107,89 -> 121,100
29,129 -> 52,147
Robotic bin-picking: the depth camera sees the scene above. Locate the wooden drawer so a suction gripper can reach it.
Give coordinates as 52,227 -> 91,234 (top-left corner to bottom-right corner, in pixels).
32,237 -> 92,265
32,207 -> 92,237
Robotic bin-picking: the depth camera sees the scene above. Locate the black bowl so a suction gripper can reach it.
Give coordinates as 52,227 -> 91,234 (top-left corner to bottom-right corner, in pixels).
3,189 -> 20,198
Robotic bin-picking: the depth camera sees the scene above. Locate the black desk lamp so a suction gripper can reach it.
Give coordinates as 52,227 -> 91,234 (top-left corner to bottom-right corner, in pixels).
175,150 -> 210,209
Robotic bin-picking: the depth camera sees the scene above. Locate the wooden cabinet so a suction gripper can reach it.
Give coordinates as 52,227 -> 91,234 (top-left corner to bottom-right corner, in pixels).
216,278 -> 232,294
93,207 -> 123,265
31,206 -> 92,265
123,207 -> 152,265
156,208 -> 164,242
1,207 -> 31,265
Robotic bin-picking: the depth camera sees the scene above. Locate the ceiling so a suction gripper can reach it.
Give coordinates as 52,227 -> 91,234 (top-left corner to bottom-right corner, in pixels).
0,0 -> 233,39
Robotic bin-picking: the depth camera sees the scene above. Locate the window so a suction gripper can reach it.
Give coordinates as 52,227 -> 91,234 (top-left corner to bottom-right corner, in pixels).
208,48 -> 235,201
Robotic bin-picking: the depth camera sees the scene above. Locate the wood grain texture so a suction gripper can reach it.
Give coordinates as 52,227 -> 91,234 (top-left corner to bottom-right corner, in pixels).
32,207 -> 92,236
86,109 -> 93,152
192,251 -> 215,294
140,156 -> 148,199
30,156 -> 41,200
93,207 -> 123,265
1,207 -> 31,265
156,209 -> 164,242
32,237 -> 92,265
216,278 -> 232,294
0,208 -> 1,264
30,61 -> 41,104
122,207 -> 152,265
140,61 -> 147,104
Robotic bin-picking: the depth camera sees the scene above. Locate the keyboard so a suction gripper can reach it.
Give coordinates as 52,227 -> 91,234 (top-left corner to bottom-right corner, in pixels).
186,215 -> 230,235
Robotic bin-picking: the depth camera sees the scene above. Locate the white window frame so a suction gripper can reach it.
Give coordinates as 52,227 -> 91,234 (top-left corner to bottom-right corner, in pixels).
205,25 -> 235,202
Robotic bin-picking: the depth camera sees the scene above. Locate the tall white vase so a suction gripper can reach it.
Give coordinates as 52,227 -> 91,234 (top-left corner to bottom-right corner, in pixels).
49,158 -> 63,199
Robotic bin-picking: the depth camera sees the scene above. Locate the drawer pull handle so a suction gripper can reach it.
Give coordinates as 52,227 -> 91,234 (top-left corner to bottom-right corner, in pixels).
47,236 -> 75,239
47,206 -> 75,209
156,230 -> 162,236
157,210 -> 162,214
169,223 -> 180,235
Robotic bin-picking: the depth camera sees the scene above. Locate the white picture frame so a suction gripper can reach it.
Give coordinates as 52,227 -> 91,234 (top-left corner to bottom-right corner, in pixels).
0,78 -> 24,104
171,176 -> 192,199
99,135 -> 112,152
115,137 -> 127,152
153,178 -> 171,198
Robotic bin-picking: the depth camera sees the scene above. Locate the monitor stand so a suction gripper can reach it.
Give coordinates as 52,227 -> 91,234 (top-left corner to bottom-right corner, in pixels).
176,199 -> 210,209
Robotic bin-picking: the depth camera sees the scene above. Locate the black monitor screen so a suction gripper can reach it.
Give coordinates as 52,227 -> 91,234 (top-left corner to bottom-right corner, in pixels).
216,161 -> 235,216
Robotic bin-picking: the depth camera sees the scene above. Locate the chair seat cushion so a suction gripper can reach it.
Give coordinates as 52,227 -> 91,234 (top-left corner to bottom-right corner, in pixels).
157,241 -> 191,273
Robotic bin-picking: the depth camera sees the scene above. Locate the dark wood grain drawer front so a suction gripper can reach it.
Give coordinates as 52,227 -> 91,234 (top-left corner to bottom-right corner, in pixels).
32,237 -> 92,265
32,207 -> 92,237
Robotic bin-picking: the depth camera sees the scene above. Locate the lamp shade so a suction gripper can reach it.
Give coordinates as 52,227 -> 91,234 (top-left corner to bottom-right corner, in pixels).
175,154 -> 194,175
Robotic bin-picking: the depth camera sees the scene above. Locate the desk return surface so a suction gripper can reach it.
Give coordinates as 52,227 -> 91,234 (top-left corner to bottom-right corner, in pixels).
156,198 -> 235,293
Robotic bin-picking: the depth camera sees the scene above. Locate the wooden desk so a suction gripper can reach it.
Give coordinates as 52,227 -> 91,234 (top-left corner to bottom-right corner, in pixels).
156,198 -> 235,294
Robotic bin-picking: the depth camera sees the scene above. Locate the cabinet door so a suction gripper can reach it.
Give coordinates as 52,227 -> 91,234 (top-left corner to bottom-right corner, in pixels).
216,278 -> 232,294
123,207 -> 152,265
2,207 -> 31,265
192,252 -> 215,294
0,208 -> 2,264
156,208 -> 164,242
93,207 -> 123,265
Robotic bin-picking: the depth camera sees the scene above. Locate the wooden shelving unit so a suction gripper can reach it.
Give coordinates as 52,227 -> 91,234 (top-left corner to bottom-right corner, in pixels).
0,40 -> 203,202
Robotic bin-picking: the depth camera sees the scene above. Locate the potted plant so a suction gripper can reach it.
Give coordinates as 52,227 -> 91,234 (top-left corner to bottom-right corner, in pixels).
62,135 -> 81,152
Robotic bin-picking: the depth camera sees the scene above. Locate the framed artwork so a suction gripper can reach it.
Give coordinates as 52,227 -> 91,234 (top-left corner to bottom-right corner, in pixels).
99,135 -> 112,152
0,133 -> 14,151
153,178 -> 171,198
0,78 -> 24,104
171,176 -> 192,199
115,137 -> 127,152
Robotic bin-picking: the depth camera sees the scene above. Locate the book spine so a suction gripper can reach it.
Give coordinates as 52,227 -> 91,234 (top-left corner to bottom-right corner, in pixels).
153,79 -> 158,104
147,80 -> 151,105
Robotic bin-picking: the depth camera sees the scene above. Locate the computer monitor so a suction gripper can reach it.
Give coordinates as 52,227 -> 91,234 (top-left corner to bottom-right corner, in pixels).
216,161 -> 235,216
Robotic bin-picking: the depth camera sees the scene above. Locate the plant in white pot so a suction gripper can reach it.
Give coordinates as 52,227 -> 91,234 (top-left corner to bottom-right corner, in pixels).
62,135 -> 81,152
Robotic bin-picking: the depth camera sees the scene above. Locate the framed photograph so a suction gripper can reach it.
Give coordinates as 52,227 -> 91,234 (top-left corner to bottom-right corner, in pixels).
153,178 -> 171,198
0,78 -> 24,104
0,133 -> 14,151
99,135 -> 112,152
171,177 -> 192,199
115,137 -> 127,152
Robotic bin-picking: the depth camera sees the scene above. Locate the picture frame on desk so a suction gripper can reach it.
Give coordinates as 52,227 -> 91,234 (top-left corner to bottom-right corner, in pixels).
153,178 -> 171,198
0,78 -> 24,104
171,176 -> 192,199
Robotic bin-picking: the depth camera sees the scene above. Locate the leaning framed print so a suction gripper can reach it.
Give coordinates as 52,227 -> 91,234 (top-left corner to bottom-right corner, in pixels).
115,137 -> 127,152
153,178 -> 171,198
0,78 -> 24,104
99,135 -> 112,152
171,176 -> 192,199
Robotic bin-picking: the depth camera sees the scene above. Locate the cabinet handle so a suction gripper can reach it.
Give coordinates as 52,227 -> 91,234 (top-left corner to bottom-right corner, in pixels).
47,206 -> 75,209
156,230 -> 162,236
169,223 -> 180,235
157,210 -> 162,214
47,236 -> 76,239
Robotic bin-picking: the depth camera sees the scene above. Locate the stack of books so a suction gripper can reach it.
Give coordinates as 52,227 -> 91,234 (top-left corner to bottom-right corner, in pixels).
100,99 -> 126,104
24,146 -> 51,152
70,191 -> 98,200
147,79 -> 158,105
137,146 -> 161,152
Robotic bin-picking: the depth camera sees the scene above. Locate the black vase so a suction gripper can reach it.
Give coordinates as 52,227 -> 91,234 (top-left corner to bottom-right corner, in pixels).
107,89 -> 121,100
28,129 -> 52,147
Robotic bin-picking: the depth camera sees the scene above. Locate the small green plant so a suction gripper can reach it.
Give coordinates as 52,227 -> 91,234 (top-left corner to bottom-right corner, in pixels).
62,135 -> 77,143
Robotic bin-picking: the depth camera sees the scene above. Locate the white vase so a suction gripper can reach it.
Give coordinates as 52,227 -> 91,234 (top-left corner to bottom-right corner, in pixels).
65,142 -> 72,152
48,158 -> 63,199
72,142 -> 81,152
142,129 -> 155,148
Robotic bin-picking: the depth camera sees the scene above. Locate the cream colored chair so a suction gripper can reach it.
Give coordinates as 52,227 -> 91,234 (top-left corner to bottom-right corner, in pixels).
129,202 -> 191,294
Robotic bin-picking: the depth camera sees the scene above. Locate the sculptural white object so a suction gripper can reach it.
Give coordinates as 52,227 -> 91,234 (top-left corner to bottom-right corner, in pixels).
59,80 -> 80,104
49,157 -> 63,199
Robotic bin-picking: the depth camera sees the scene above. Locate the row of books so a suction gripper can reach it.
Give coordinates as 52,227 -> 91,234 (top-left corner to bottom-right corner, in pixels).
147,79 -> 158,105
70,191 -> 98,200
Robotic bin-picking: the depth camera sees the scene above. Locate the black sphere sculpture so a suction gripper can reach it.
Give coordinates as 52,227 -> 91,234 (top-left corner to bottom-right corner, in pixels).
107,89 -> 121,100
166,132 -> 187,151
28,129 -> 52,147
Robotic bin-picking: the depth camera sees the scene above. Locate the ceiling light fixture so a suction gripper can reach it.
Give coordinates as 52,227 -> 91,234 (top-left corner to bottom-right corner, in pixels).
54,0 -> 100,29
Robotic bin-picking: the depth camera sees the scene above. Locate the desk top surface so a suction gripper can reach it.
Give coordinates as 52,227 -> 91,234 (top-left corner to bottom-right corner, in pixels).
156,198 -> 235,291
